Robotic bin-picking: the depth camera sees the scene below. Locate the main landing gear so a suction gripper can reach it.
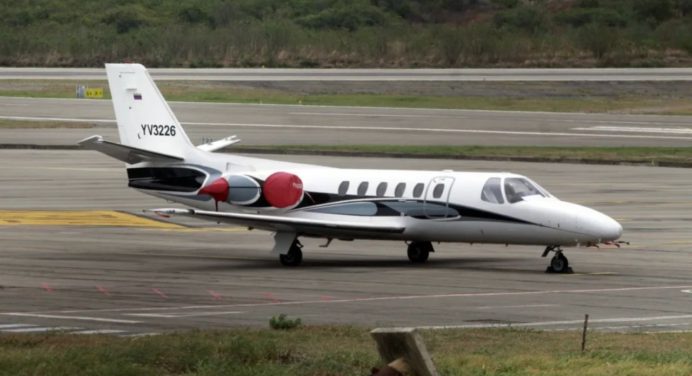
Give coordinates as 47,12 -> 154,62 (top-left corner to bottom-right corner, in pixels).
279,240 -> 303,267
407,241 -> 434,264
542,245 -> 573,274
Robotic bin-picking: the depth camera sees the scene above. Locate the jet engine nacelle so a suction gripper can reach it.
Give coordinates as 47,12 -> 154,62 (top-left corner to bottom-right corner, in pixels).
198,172 -> 303,209
261,171 -> 304,209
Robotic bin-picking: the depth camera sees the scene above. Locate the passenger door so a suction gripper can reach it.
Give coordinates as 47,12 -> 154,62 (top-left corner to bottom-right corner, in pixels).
423,176 -> 457,219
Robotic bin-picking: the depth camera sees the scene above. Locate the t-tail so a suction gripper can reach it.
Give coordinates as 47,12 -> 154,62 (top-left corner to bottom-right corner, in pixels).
79,63 -> 238,164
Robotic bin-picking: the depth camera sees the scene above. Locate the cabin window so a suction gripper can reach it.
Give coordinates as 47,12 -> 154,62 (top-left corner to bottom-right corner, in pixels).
394,183 -> 406,197
481,177 -> 504,204
412,183 -> 424,198
376,182 -> 387,196
432,183 -> 445,199
338,181 -> 349,196
504,177 -> 545,204
357,181 -> 369,196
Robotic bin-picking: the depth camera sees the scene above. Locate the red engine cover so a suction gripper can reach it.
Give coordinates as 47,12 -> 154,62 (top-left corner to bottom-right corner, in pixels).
263,172 -> 303,208
198,177 -> 229,203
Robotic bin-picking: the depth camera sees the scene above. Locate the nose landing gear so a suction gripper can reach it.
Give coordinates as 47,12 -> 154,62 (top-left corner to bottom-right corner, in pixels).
542,245 -> 573,274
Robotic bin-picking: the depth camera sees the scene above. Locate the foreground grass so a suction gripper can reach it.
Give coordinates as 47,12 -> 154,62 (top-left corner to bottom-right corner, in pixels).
0,327 -> 690,376
238,145 -> 692,167
1,80 -> 691,115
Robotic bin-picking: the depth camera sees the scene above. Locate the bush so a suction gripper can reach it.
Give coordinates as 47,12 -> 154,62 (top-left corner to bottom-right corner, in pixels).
491,0 -> 520,9
178,5 -> 211,25
295,4 -> 388,30
102,5 -> 155,34
575,0 -> 600,8
555,8 -> 626,28
576,23 -> 620,59
494,6 -> 548,34
679,0 -> 692,16
269,314 -> 302,330
633,0 -> 674,24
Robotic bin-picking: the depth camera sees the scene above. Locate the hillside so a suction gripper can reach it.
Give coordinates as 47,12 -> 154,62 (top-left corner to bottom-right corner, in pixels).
1,0 -> 691,67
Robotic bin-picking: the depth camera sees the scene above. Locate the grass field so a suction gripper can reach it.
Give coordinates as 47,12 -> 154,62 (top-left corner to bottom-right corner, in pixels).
0,118 -> 92,129
1,79 -> 692,115
0,327 -> 690,376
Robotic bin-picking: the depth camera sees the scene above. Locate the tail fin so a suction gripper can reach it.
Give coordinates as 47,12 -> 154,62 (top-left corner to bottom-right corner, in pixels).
105,63 -> 193,159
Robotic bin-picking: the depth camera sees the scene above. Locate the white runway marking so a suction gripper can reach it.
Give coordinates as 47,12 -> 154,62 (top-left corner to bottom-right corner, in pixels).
292,112 -> 687,126
120,332 -> 161,338
72,329 -> 126,335
1,313 -> 141,324
0,324 -> 35,329
475,304 -> 557,310
289,111 -> 432,118
126,311 -> 245,318
2,326 -> 80,333
3,115 -> 692,141
0,115 -> 113,123
682,289 -> 692,294
184,121 -> 692,141
573,126 -> 692,134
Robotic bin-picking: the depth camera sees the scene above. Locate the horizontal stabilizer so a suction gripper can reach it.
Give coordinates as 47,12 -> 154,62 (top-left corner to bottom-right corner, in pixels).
78,135 -> 184,164
196,135 -> 241,152
146,208 -> 406,235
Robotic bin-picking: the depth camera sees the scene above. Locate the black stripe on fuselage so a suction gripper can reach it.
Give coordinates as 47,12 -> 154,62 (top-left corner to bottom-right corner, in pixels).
295,195 -> 536,226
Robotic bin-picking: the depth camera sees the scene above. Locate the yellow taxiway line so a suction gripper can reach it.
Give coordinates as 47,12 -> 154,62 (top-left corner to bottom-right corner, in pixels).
0,210 -> 181,229
0,210 -> 249,232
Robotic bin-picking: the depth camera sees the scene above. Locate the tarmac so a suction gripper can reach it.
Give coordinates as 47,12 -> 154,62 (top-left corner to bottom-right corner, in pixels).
2,97 -> 692,147
0,150 -> 690,336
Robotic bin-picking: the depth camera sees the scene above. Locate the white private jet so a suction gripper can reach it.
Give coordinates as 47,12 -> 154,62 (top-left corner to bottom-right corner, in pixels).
79,63 -> 623,273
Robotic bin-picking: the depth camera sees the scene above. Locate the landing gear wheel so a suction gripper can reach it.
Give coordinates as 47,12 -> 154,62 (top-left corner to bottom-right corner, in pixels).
547,252 -> 572,274
407,241 -> 433,264
279,242 -> 303,267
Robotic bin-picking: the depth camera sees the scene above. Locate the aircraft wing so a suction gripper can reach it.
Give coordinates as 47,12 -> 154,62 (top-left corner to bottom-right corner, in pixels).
147,208 -> 406,236
78,135 -> 184,164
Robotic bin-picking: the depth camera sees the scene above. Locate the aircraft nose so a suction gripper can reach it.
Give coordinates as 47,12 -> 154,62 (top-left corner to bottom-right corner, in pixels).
600,215 -> 623,241
577,207 -> 623,242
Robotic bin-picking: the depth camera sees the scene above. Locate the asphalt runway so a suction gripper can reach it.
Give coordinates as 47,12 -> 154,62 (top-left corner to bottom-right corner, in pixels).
2,97 -> 692,147
0,150 -> 690,336
1,67 -> 691,81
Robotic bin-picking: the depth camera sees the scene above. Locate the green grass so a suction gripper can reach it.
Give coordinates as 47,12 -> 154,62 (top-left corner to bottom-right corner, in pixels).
0,118 -> 93,129
0,327 -> 690,376
237,145 -> 692,167
2,80 -> 692,115
0,81 -> 110,100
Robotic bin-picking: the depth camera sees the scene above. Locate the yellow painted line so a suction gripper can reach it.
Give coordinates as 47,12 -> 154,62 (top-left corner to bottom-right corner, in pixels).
0,210 -> 181,229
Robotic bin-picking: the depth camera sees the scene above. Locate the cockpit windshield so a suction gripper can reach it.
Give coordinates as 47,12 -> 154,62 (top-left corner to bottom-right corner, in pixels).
481,177 -> 505,204
504,177 -> 545,203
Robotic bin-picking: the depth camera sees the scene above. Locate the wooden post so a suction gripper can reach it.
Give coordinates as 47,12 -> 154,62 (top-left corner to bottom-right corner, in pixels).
581,314 -> 589,353
371,327 -> 439,376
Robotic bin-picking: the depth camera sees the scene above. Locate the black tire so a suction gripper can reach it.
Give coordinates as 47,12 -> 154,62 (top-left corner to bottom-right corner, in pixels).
279,244 -> 303,267
549,253 -> 570,273
407,241 -> 432,263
